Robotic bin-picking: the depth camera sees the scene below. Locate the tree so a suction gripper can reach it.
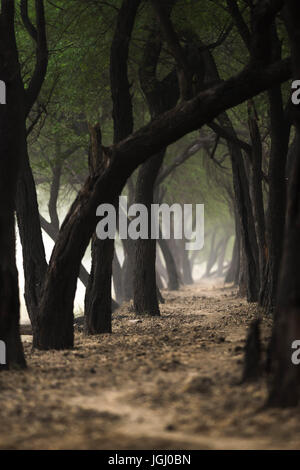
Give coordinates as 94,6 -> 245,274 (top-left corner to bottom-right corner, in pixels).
133,6 -> 179,316
0,0 -> 27,369
268,0 -> 300,407
84,0 -> 141,335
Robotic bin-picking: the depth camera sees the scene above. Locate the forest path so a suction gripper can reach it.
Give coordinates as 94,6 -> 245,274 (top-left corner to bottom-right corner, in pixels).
1,279 -> 300,450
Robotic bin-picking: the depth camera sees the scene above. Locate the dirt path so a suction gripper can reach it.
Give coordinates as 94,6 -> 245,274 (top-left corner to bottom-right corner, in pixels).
1,279 -> 300,450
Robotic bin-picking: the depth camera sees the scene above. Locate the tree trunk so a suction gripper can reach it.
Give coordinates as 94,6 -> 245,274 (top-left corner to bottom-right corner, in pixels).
133,152 -> 165,316
267,0 -> 300,407
247,100 -> 266,293
221,120 -> 259,301
83,0 -> 141,334
0,5 -> 27,369
203,45 -> 260,300
157,236 -> 179,290
133,16 -> 179,316
112,250 -> 124,304
260,26 -> 290,313
16,149 -> 47,332
121,238 -> 135,301
84,235 -> 113,334
181,245 -> 193,284
225,235 -> 240,284
40,213 -> 90,288
205,229 -> 218,277
217,236 -> 230,277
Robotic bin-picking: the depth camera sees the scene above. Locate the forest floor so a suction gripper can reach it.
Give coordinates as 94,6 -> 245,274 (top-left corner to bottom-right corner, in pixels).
1,279 -> 300,450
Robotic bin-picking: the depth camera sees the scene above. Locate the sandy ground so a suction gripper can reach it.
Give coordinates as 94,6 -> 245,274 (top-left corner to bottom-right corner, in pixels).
1,279 -> 300,450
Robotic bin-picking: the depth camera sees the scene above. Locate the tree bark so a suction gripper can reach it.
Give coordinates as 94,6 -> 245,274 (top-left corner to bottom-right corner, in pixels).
268,0 -> 300,407
133,152 -> 165,316
258,23 -> 290,313
0,2 -> 27,369
16,149 -> 47,332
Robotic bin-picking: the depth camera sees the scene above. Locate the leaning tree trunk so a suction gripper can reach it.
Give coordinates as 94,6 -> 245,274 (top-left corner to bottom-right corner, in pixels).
40,213 -> 90,288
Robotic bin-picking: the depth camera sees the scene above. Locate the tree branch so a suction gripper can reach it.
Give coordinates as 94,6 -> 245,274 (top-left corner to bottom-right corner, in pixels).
208,121 -> 252,154
21,0 -> 48,115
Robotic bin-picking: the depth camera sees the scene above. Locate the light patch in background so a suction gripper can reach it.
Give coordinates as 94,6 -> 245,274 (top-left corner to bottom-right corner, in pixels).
16,228 -> 91,324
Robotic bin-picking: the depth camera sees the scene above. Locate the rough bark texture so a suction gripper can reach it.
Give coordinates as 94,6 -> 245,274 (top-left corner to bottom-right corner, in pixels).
268,0 -> 300,407
85,235 -> 114,334
16,149 -> 47,332
260,25 -> 290,313
247,100 -> 266,293
14,0 -> 48,336
133,152 -> 165,316
0,2 -> 27,369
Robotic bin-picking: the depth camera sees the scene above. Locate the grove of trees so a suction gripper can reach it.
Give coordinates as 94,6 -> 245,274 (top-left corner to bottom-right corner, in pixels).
1,0 -> 300,409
